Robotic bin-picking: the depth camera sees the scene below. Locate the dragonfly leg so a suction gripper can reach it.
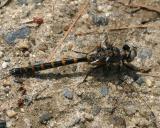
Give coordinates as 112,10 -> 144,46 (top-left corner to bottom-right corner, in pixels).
72,50 -> 88,55
123,62 -> 151,73
78,65 -> 102,86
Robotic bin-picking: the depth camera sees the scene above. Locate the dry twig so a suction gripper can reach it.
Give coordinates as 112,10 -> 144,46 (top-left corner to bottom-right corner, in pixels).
117,1 -> 160,15
48,1 -> 89,61
75,24 -> 160,36
108,24 -> 160,31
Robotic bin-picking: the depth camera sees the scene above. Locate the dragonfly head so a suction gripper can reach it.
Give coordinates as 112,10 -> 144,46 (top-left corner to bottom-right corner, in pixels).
123,44 -> 137,62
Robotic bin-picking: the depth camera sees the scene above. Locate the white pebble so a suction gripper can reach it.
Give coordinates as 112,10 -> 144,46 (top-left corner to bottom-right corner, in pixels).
0,51 -> 3,58
2,62 -> 9,69
6,110 -> 17,118
82,14 -> 89,20
144,77 -> 153,87
97,6 -> 104,12
24,118 -> 32,128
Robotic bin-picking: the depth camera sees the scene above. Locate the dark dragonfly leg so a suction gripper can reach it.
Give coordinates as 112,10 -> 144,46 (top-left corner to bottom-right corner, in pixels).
10,57 -> 88,76
78,65 -> 103,86
123,62 -> 151,73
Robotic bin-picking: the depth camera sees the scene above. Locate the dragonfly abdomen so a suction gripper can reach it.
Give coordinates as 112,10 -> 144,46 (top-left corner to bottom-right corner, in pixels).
9,57 -> 88,76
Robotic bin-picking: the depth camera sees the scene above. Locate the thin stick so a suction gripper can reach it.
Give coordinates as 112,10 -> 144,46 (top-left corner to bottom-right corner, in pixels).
47,1 -> 89,61
108,24 -> 160,31
75,24 -> 160,36
117,1 -> 160,15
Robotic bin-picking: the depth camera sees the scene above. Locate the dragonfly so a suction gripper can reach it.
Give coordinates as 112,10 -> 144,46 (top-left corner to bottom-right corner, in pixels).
9,43 -> 146,77
7,42 -> 158,127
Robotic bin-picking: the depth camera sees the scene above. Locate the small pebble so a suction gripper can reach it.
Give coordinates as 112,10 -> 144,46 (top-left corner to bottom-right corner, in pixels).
6,119 -> 15,127
136,77 -> 153,87
138,48 -> 152,60
0,51 -> 4,58
2,81 -> 11,87
52,23 -> 63,34
124,104 -> 137,116
3,57 -> 10,62
110,116 -> 126,128
97,6 -> 104,12
6,110 -> 17,118
39,112 -> 53,124
15,40 -> 31,52
24,51 -> 30,57
33,0 -> 44,4
100,86 -> 109,97
17,0 -> 28,5
37,43 -> 48,52
81,92 -> 96,105
84,113 -> 94,122
63,88 -> 73,100
68,117 -> 81,127
91,122 -> 102,128
136,77 -> 145,86
144,77 -> 153,87
3,86 -> 11,94
23,95 -> 33,106
92,105 -> 101,116
92,14 -> 109,26
2,62 -> 9,69
24,118 -> 32,128
4,26 -> 31,44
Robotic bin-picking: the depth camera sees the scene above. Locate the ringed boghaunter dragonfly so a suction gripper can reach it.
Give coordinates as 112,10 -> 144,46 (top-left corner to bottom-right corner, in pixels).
9,44 -> 144,77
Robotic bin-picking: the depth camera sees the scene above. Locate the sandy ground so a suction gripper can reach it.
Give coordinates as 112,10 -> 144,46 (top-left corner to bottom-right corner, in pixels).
0,0 -> 160,128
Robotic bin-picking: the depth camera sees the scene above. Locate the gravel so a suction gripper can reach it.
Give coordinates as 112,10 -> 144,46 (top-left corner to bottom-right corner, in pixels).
39,112 -> 53,124
99,86 -> 109,97
0,0 -> 160,127
4,26 -> 30,44
63,88 -> 73,100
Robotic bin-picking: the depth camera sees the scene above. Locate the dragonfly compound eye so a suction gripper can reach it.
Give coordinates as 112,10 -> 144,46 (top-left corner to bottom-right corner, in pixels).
123,44 -> 130,51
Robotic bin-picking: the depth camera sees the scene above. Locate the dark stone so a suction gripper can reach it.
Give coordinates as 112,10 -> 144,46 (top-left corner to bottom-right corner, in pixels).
3,87 -> 11,94
136,77 -> 145,85
110,116 -> 126,128
4,26 -> 30,44
63,88 -> 73,100
92,14 -> 109,26
81,92 -> 97,105
23,95 -> 33,106
17,0 -> 28,5
32,0 -> 44,4
99,86 -> 109,97
39,113 -> 53,124
124,104 -> 137,116
92,105 -> 101,116
15,26 -> 30,38
138,48 -> 152,60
